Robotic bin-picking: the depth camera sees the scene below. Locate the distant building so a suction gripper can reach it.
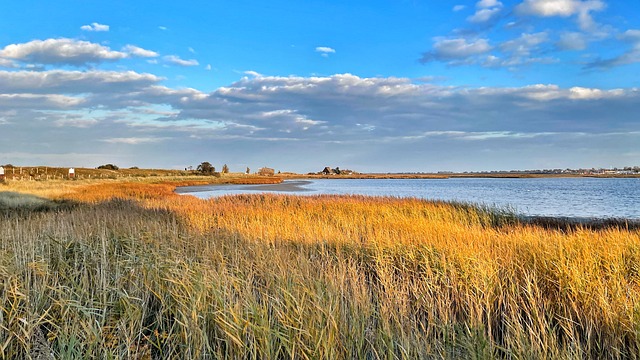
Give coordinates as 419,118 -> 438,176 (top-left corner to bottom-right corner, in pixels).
319,166 -> 356,175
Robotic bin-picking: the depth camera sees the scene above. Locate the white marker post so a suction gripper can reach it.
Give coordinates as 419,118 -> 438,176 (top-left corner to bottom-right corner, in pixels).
68,168 -> 75,179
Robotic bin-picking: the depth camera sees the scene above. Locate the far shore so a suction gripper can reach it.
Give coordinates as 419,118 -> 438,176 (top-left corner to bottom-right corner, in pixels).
282,172 -> 640,179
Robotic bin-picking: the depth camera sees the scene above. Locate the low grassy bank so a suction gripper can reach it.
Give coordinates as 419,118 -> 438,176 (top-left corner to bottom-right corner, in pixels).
0,180 -> 639,358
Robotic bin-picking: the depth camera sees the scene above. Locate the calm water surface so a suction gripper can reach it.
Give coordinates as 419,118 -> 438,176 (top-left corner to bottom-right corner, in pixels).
177,178 -> 640,219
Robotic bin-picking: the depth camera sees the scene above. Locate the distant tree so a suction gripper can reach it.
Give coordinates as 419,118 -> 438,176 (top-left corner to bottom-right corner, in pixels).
246,167 -> 250,174
258,167 -> 275,176
97,164 -> 119,170
222,164 -> 229,174
197,162 -> 215,175
129,166 -> 139,169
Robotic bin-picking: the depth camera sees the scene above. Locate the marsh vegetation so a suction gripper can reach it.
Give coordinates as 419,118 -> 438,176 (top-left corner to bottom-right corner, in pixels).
0,178 -> 638,359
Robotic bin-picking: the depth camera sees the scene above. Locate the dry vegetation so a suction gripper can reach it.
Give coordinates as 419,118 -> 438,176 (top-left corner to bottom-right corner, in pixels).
0,178 -> 639,359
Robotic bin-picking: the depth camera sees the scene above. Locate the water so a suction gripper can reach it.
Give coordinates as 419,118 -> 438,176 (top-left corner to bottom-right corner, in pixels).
176,178 -> 640,219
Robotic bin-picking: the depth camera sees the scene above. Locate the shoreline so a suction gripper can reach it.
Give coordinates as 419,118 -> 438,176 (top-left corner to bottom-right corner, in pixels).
283,173 -> 640,179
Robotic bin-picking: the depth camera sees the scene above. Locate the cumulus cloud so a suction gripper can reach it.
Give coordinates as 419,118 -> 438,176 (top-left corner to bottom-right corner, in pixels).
515,0 -> 604,17
515,0 -> 606,31
420,38 -> 492,63
0,38 -> 126,66
0,58 -> 17,68
80,22 -> 109,32
1,71 -> 639,171
468,0 -> 503,23
2,71 -> 636,136
177,74 -> 639,141
315,46 -> 336,57
453,5 -> 466,12
0,94 -> 85,109
569,86 -> 624,99
123,45 -> 159,58
422,30 -> 555,69
0,70 -> 162,94
468,8 -> 502,23
164,55 -> 199,66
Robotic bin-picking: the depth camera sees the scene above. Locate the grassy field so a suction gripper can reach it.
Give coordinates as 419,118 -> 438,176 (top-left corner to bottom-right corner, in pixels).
0,177 -> 639,359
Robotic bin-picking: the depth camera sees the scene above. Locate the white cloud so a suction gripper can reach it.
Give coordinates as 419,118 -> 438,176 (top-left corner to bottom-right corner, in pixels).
0,58 -> 17,68
164,55 -> 199,66
0,38 -> 126,66
624,29 -> 640,41
189,74 -> 636,138
0,70 -> 162,94
54,117 -> 99,128
158,26 -> 167,31
315,47 -> 336,54
1,72 -> 639,171
80,22 -> 109,32
101,137 -> 166,144
0,94 -> 85,109
515,0 -> 606,31
478,83 -> 625,101
123,45 -> 159,58
315,47 -> 336,57
467,0 -> 503,23
453,5 -> 466,12
569,86 -> 624,99
500,32 -> 549,56
477,0 -> 503,8
244,70 -> 263,77
205,64 -> 212,70
482,54 -> 556,68
515,0 -> 600,17
468,8 -> 502,23
556,32 -> 589,50
421,38 -> 492,63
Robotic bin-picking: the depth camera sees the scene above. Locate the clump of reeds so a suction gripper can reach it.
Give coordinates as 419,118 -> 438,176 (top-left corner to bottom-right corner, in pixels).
0,181 -> 638,358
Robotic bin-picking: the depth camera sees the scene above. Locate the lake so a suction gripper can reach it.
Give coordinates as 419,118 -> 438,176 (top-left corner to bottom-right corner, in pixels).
176,178 -> 640,220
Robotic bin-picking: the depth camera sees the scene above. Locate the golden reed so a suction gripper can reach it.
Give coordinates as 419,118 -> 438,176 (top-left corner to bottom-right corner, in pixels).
0,179 -> 638,358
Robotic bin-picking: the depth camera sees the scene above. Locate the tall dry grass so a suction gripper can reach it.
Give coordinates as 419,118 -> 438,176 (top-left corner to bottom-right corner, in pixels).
0,180 -> 638,358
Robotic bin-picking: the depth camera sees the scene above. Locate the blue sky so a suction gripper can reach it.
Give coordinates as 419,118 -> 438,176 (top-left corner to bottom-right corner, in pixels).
1,0 -> 639,172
